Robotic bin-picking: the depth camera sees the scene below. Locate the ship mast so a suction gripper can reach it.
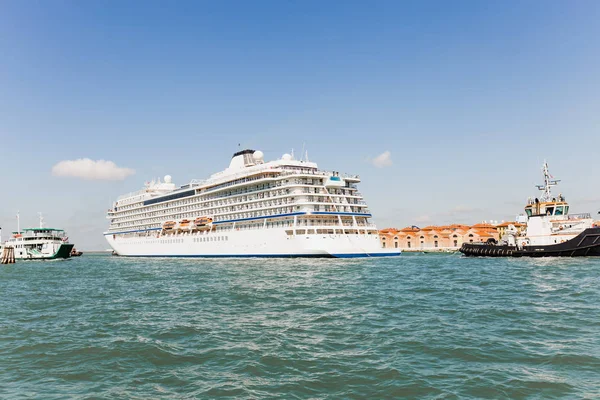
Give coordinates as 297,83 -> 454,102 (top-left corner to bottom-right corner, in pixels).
535,161 -> 560,202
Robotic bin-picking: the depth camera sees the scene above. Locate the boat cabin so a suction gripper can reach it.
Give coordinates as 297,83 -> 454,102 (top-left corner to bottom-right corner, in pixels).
524,196 -> 569,218
10,228 -> 67,242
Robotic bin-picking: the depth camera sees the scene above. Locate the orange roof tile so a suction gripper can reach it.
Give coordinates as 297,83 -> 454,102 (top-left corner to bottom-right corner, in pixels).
471,223 -> 495,228
496,221 -> 526,228
400,226 -> 420,232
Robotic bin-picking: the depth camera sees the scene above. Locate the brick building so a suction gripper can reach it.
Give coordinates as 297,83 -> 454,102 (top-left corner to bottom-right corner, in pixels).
379,223 -> 506,251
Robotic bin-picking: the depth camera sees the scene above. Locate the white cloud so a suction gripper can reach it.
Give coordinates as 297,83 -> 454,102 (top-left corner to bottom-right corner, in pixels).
52,158 -> 135,181
372,151 -> 393,168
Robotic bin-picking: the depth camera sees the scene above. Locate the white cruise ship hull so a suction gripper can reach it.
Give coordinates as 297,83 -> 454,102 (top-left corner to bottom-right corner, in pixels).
105,229 -> 400,258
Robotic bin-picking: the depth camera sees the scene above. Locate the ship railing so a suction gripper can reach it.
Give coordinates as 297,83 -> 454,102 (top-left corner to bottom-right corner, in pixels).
194,169 -> 360,192
117,168 -> 361,203
270,169 -> 359,180
568,213 -> 591,220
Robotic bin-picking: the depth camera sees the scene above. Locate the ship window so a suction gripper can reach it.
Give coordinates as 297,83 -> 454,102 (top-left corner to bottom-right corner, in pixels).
555,206 -> 564,215
565,206 -> 569,214
546,207 -> 554,215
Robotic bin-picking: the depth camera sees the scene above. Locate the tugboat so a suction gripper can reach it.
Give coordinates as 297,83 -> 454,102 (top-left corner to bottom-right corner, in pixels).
460,162 -> 600,257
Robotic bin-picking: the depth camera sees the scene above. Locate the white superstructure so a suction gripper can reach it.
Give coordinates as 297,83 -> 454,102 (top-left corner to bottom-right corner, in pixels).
105,149 -> 400,258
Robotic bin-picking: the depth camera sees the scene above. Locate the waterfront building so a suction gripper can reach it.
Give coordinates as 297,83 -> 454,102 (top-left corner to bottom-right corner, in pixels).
380,223 -> 500,251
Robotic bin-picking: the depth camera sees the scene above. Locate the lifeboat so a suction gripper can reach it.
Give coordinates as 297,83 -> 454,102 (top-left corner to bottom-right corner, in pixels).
162,221 -> 176,232
178,219 -> 192,231
194,217 -> 213,230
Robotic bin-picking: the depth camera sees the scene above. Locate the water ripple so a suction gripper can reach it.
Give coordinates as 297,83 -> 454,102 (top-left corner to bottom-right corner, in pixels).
1,254 -> 600,398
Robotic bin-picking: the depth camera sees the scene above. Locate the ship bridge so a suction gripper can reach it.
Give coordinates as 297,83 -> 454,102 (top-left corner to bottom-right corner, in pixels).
525,162 -> 570,218
524,197 -> 569,217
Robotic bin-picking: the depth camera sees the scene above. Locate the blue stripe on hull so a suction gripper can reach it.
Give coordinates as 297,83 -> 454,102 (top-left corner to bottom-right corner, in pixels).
330,252 -> 402,258
114,252 -> 401,259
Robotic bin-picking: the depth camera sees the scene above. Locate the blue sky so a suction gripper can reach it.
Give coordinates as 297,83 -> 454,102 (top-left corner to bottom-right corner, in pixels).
1,1 -> 599,249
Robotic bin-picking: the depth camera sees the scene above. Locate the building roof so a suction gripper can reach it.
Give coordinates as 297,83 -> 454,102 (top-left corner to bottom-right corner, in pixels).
400,226 -> 420,232
495,221 -> 526,228
471,223 -> 495,229
379,222 -> 502,240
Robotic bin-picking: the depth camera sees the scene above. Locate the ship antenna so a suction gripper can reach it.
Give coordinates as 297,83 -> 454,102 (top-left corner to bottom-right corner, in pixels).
535,161 -> 560,201
38,212 -> 44,228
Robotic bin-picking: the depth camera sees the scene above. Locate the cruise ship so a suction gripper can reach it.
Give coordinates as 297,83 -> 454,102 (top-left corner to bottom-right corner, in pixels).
105,149 -> 400,258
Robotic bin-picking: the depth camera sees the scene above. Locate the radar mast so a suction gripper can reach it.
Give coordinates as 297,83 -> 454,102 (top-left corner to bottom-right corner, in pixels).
535,161 -> 560,202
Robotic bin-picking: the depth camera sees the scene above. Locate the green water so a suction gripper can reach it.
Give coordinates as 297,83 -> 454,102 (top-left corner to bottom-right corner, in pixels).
1,253 -> 599,398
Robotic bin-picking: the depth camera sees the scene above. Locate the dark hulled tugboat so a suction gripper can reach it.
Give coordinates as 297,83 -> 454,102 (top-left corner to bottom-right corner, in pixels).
461,162 -> 600,257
